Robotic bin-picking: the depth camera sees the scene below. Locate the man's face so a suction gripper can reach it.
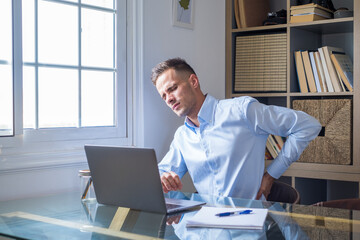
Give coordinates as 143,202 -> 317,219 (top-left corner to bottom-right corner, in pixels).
156,69 -> 197,117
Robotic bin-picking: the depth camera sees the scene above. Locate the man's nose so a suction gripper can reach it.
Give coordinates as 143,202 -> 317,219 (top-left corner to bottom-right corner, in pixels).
166,94 -> 175,105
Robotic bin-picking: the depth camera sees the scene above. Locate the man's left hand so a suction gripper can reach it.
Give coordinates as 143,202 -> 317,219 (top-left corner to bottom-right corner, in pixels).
256,172 -> 275,200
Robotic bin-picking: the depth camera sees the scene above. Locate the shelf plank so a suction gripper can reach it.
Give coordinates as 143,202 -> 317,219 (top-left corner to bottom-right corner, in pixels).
232,24 -> 287,33
288,92 -> 354,97
229,92 -> 353,98
290,17 -> 354,34
282,169 -> 360,182
231,18 -> 353,34
230,93 -> 288,98
266,160 -> 360,174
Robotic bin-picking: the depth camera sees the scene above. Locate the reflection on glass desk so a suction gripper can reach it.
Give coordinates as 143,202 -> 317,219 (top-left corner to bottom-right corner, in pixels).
0,191 -> 360,239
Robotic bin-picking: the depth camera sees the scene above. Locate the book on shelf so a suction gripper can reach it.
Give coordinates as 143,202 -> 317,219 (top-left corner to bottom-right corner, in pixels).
301,51 -> 317,93
290,3 -> 333,12
237,0 -> 270,28
314,51 -> 328,92
265,135 -> 284,160
294,50 -> 309,93
290,13 -> 329,23
266,137 -> 278,159
233,0 -> 241,28
290,3 -> 333,23
268,134 -> 281,154
265,148 -> 272,160
309,51 -> 322,92
322,46 -> 345,92
318,47 -> 334,92
273,135 -> 285,149
331,53 -> 354,92
291,6 -> 333,19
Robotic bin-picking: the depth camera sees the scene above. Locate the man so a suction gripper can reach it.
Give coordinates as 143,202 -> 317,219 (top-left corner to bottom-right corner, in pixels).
151,58 -> 321,200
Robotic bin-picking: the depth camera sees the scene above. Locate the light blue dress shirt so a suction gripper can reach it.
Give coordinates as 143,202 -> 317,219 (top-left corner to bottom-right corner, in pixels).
158,95 -> 321,199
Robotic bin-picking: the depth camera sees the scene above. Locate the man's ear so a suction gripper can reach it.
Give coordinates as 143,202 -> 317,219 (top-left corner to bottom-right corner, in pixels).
188,74 -> 199,88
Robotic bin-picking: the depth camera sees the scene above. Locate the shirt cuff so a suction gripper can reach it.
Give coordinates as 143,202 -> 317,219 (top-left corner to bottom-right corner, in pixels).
266,156 -> 289,179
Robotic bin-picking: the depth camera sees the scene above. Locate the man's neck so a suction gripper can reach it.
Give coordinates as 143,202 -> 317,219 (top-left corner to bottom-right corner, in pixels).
187,94 -> 206,127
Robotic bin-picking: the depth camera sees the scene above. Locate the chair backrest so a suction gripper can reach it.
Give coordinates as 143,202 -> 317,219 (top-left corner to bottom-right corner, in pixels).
267,181 -> 300,204
314,198 -> 360,210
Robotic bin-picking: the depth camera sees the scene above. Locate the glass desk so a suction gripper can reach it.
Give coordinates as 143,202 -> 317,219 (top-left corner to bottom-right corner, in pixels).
0,191 -> 359,239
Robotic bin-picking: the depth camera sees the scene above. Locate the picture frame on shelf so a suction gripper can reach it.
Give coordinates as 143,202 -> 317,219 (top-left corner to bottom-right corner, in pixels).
172,0 -> 194,29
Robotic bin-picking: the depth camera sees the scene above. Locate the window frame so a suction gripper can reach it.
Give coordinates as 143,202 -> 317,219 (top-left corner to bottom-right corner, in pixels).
0,0 -> 132,168
0,0 -> 15,137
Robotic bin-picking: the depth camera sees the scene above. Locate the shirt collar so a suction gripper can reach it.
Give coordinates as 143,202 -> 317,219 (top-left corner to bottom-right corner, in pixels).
184,94 -> 218,131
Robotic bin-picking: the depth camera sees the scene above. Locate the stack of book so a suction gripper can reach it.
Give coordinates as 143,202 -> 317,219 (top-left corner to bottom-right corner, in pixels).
294,46 -> 353,93
234,33 -> 287,92
290,3 -> 333,23
265,135 -> 285,160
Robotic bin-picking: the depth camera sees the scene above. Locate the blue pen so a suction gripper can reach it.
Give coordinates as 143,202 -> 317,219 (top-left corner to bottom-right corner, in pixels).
215,209 -> 253,217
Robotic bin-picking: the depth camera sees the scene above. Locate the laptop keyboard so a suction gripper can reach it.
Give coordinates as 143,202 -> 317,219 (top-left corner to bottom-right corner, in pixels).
166,203 -> 181,210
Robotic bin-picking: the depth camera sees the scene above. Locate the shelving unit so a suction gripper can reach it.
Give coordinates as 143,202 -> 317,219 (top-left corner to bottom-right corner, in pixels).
226,0 -> 359,203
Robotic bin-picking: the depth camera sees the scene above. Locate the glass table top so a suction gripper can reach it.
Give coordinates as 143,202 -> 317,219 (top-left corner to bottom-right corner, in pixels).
0,191 -> 359,239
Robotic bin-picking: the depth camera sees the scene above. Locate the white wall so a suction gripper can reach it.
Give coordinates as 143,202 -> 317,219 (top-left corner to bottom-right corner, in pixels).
141,0 -> 225,191
142,0 -> 225,156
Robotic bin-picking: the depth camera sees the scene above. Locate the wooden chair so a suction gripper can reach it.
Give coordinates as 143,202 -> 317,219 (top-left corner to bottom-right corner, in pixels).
267,181 -> 300,204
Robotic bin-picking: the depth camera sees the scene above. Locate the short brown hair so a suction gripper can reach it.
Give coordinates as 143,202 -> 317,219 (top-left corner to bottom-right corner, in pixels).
151,58 -> 196,85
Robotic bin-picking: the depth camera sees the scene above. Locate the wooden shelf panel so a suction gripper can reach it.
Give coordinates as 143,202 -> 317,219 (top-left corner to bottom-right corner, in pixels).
289,17 -> 354,34
230,93 -> 288,98
229,92 -> 354,98
231,24 -> 287,33
231,18 -> 353,34
289,92 -> 354,97
282,169 -> 360,182
266,160 -> 360,174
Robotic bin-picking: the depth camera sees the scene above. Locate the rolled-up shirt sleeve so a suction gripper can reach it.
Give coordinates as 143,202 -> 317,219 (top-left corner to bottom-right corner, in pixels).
245,100 -> 322,179
158,135 -> 188,179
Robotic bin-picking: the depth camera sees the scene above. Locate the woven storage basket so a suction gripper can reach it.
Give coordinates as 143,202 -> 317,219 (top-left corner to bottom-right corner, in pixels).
292,99 -> 352,165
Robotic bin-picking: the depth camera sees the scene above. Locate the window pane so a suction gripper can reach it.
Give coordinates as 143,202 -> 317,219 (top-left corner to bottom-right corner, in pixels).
22,0 -> 35,63
38,67 -> 78,128
0,65 -> 13,136
81,71 -> 114,127
82,0 -> 114,9
0,1 -> 12,62
38,1 -> 78,65
23,66 -> 36,129
82,8 -> 114,68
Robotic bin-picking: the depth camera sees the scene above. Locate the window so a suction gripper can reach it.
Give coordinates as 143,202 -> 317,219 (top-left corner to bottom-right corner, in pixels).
0,1 -> 14,137
23,0 -> 118,129
0,0 -> 130,160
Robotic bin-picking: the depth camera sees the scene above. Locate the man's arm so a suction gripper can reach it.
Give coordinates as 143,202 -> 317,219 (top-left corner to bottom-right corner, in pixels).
246,99 -> 321,180
158,132 -> 188,193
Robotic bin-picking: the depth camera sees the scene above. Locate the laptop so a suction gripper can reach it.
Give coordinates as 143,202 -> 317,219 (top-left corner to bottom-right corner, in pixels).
84,145 -> 205,214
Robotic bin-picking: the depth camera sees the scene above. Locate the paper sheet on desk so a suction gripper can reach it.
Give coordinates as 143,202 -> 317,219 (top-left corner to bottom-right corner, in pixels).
186,207 -> 268,230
